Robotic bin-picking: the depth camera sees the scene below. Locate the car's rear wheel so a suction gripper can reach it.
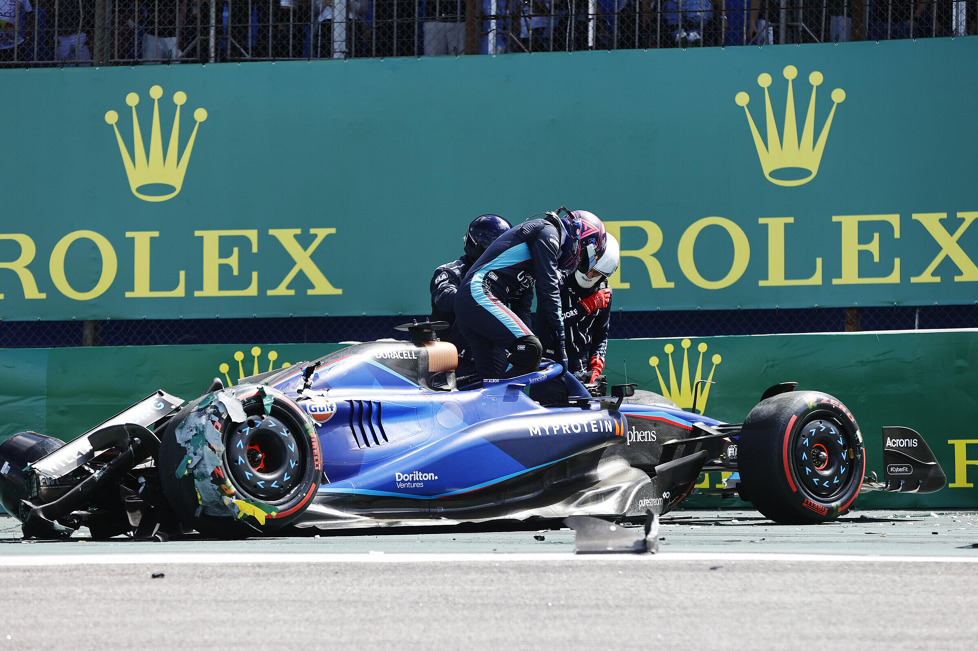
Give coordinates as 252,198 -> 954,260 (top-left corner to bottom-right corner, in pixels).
158,385 -> 322,537
737,390 -> 864,524
0,431 -> 65,520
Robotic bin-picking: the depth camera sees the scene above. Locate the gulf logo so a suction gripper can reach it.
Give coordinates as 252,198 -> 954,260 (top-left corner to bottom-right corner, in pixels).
302,397 -> 337,423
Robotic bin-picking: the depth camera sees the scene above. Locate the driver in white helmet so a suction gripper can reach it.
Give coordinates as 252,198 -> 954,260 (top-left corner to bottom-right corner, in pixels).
530,234 -> 620,405
562,233 -> 620,395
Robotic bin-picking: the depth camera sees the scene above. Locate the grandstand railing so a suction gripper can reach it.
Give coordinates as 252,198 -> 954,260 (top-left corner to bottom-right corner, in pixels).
1,1 -> 974,68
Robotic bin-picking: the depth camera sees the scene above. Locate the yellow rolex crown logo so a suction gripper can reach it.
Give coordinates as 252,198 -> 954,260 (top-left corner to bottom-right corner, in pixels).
735,65 -> 846,187
104,85 -> 207,202
219,347 -> 291,386
649,339 -> 721,413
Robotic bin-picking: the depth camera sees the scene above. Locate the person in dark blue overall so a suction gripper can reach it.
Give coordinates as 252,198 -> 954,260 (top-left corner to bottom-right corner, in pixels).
454,208 -> 607,381
429,214 -> 512,375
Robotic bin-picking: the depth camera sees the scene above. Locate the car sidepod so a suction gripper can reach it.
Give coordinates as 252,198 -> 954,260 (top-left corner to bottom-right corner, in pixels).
317,408 -> 624,496
614,403 -> 727,517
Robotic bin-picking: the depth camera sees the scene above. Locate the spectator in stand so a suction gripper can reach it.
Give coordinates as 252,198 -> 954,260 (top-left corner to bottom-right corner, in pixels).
562,0 -> 593,50
53,0 -> 94,65
141,0 -> 189,62
516,0 -> 556,52
345,0 -> 370,57
424,0 -> 465,55
750,0 -> 773,43
661,0 -> 714,46
430,214 -> 512,377
0,0 -> 32,65
534,0 -> 559,51
311,0 -> 334,58
867,0 -> 942,40
481,0 -> 514,53
827,0 -> 853,42
596,0 -> 636,50
721,0 -> 757,45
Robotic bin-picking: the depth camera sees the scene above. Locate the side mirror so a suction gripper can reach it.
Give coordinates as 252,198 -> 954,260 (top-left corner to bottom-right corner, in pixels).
611,384 -> 637,399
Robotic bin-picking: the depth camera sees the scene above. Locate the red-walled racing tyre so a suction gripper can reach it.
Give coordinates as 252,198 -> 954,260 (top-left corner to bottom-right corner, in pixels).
158,385 -> 322,537
737,390 -> 864,524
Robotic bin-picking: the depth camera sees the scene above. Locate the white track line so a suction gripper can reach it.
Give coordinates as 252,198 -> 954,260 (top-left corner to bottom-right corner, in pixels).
2,552 -> 978,566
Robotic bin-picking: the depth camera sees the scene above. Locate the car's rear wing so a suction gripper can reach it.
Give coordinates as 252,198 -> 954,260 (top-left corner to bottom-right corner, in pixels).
11,391 -> 184,538
30,390 -> 183,480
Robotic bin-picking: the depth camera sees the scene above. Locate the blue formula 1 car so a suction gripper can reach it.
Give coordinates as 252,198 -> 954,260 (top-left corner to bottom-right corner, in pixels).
0,322 -> 948,540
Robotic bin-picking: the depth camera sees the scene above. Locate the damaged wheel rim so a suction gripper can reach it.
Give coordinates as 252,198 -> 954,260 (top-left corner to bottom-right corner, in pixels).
226,414 -> 303,500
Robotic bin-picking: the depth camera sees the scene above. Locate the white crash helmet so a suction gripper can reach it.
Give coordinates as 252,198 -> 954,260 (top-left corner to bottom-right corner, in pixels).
574,233 -> 619,289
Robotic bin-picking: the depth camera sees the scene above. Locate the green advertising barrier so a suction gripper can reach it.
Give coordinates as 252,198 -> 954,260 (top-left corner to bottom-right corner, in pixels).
0,343 -> 342,444
1,38 -> 977,320
604,330 -> 978,509
1,330 -> 975,511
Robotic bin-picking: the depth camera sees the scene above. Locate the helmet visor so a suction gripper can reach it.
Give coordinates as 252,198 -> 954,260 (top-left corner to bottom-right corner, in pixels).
577,241 -> 599,274
591,234 -> 620,277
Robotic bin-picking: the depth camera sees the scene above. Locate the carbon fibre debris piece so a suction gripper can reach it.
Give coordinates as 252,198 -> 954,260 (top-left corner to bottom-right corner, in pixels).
565,511 -> 659,554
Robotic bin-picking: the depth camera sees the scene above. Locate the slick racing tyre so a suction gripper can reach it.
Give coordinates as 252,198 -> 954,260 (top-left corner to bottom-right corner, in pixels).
737,390 -> 864,524
0,431 -> 65,520
158,385 -> 322,537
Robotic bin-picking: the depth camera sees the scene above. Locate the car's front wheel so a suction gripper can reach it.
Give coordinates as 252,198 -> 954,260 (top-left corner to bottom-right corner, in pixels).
737,390 -> 864,524
158,385 -> 322,537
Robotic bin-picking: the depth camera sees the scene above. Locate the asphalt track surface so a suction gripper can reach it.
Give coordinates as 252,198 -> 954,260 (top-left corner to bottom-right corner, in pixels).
2,509 -> 977,649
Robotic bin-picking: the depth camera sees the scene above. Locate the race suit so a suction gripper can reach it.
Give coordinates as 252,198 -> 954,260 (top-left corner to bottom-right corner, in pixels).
429,254 -> 477,373
455,217 -> 570,379
561,279 -> 612,379
528,276 -> 610,406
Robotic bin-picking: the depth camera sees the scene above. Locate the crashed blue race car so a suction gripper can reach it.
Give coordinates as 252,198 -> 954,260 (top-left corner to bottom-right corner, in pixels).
0,322 -> 947,540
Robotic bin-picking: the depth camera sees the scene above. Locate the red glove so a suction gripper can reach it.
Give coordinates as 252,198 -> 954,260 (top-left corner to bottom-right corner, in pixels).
578,287 -> 612,315
588,356 -> 605,383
